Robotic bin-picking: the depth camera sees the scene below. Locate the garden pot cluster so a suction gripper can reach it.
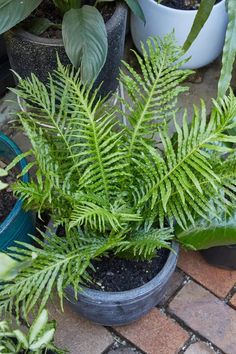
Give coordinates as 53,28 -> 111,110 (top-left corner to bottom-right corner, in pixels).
0,1 -> 236,350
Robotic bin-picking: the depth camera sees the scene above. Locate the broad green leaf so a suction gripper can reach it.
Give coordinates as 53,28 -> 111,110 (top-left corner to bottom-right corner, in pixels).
62,5 -> 108,83
0,0 -> 43,34
53,0 -> 81,14
218,0 -> 236,97
13,330 -> 28,349
29,18 -> 54,36
29,309 -> 48,344
0,181 -> 8,190
0,253 -> 19,281
176,211 -> 236,250
183,0 -> 216,52
29,328 -> 55,350
0,167 -> 7,177
123,0 -> 145,23
0,252 -> 38,281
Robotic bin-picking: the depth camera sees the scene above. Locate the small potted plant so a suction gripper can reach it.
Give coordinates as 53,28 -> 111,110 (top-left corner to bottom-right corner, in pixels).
0,132 -> 35,251
1,35 -> 236,327
0,0 -> 144,97
0,307 -> 65,353
131,0 -> 227,69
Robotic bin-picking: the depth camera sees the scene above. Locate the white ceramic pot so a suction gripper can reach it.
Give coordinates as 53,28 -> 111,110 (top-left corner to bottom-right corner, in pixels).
131,0 -> 227,69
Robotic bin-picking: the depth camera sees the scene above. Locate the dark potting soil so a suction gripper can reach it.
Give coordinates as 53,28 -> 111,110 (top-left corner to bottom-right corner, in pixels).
87,248 -> 169,292
161,0 -> 221,10
0,160 -> 17,223
24,0 -> 115,39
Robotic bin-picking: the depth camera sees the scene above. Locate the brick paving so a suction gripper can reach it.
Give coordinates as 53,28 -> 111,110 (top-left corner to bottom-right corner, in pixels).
184,342 -> 216,354
114,308 -> 189,354
44,250 -> 235,354
229,293 -> 236,309
178,249 -> 236,298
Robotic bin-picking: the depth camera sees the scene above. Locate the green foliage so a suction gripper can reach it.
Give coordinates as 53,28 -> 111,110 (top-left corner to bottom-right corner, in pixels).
0,0 -> 144,83
218,0 -> 236,97
182,0 -> 236,98
62,5 -> 107,83
0,309 -> 65,353
177,152 -> 236,249
182,0 -> 216,52
0,230 -> 128,320
2,35 -> 236,321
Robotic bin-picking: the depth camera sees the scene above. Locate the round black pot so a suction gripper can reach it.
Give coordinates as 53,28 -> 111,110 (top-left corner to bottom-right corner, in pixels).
65,242 -> 179,326
201,245 -> 236,270
4,2 -> 127,97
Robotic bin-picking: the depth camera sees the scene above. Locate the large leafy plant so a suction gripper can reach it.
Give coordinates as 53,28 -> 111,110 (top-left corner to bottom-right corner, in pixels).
1,35 -> 236,321
0,0 -> 144,83
0,308 -> 65,353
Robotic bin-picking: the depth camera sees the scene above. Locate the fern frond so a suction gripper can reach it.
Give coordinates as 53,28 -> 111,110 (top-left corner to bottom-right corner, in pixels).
69,200 -> 141,233
0,229 -> 125,321
134,94 -> 236,228
120,34 -> 193,158
115,228 -> 174,259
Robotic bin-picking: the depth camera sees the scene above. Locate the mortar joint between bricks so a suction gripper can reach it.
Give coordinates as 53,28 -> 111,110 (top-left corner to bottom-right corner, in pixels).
224,284 -> 236,305
165,310 -> 226,354
105,328 -> 146,354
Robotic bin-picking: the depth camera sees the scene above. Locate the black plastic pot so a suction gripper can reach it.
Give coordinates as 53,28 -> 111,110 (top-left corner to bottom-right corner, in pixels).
201,245 -> 236,270
4,2 -> 127,98
0,36 -> 13,96
65,242 -> 179,326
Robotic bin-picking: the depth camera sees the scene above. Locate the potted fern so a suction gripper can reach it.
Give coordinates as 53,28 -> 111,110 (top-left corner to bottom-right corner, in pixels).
1,0 -> 144,97
1,35 -> 236,326
0,308 -> 65,353
0,132 -> 35,251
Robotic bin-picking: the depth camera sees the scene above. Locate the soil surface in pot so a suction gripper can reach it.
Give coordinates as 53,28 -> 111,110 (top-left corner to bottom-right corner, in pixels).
0,160 -> 17,223
161,0 -> 221,10
23,0 -> 115,39
86,248 -> 169,292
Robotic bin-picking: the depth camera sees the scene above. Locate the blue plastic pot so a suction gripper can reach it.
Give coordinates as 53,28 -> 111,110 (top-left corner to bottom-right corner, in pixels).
0,132 -> 35,250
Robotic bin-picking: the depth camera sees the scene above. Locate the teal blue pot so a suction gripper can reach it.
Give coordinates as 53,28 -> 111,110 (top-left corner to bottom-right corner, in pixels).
0,132 -> 35,250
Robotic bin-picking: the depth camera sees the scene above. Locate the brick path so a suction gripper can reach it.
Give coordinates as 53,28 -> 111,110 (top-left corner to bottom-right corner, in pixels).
45,250 -> 236,354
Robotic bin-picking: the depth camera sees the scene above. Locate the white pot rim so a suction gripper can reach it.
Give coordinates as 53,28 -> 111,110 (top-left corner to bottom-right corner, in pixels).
147,0 -> 225,14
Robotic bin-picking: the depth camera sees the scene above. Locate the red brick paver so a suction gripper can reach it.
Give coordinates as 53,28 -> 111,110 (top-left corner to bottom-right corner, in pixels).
178,249 -> 236,298
229,293 -> 236,309
185,342 -> 215,354
114,308 -> 189,354
169,281 -> 236,354
48,300 -> 113,354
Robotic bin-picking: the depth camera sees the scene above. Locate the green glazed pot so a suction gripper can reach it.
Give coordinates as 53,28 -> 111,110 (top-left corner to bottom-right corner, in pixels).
0,132 -> 35,250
